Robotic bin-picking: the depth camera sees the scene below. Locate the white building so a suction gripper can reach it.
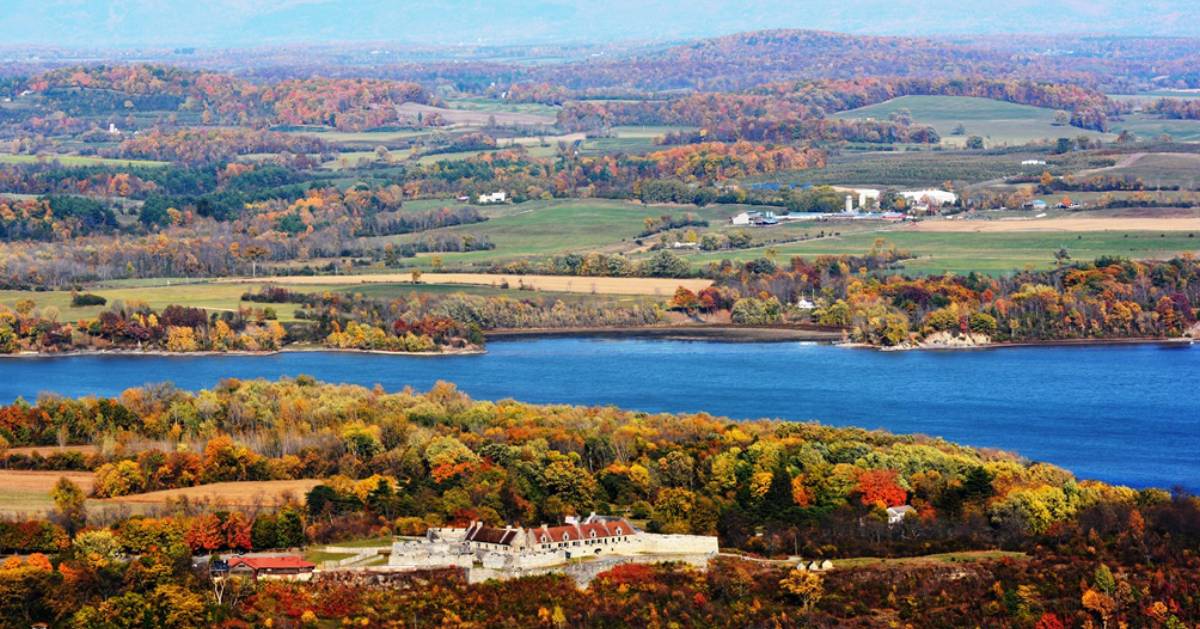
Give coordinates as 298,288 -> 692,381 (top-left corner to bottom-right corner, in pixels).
887,505 -> 915,525
899,189 -> 958,207
1021,159 -> 1047,166
731,210 -> 778,226
390,513 -> 718,571
477,191 -> 507,204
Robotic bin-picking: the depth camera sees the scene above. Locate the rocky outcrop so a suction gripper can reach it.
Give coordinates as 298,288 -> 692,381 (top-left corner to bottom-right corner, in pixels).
915,330 -> 992,349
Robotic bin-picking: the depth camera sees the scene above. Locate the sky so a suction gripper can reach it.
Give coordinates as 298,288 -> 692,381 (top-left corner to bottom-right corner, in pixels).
0,0 -> 1197,48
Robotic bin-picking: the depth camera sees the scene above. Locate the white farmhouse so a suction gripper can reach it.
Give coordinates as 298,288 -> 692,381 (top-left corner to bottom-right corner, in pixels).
477,191 -> 507,204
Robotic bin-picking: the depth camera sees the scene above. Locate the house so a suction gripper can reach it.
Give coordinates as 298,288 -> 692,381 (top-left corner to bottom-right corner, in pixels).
476,191 -> 507,204
1023,199 -> 1049,210
796,297 -> 815,310
1021,159 -> 1047,166
886,505 -> 915,525
226,556 -> 315,581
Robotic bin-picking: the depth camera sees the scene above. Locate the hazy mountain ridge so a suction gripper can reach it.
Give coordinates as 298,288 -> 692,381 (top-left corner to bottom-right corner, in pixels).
1,0 -> 1199,48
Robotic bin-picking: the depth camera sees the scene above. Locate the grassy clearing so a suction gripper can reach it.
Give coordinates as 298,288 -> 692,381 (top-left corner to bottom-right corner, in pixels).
775,150 -> 1049,188
838,96 -> 1113,147
241,273 -> 711,296
1112,116 -> 1200,143
445,98 -> 561,118
101,479 -> 322,507
833,550 -> 1027,570
381,198 -> 664,264
0,470 -> 95,517
1086,152 -> 1200,188
678,227 -> 1200,275
0,153 -> 169,168
0,282 -> 308,322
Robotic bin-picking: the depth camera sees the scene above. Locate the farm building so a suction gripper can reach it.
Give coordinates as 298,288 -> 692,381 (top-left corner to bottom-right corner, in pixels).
226,556 -> 316,581
731,210 -> 779,226
899,189 -> 958,207
477,191 -> 507,204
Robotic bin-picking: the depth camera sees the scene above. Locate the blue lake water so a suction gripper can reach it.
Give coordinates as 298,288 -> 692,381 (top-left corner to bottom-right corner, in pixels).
2,338 -> 1197,490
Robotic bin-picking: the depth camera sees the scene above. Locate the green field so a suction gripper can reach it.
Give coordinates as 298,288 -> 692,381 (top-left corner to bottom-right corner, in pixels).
838,96 -> 1114,147
1110,116 -> 1200,143
676,228 -> 1200,275
771,150 -> 1049,187
378,198 -> 760,267
0,153 -> 170,168
1086,152 -> 1200,188
0,277 -> 657,323
445,97 -> 561,118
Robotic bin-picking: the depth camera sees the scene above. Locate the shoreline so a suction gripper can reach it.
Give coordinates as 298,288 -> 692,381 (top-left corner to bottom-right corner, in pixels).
840,336 -> 1196,352
485,325 -> 844,343
1,330 -> 1193,358
0,345 -> 486,360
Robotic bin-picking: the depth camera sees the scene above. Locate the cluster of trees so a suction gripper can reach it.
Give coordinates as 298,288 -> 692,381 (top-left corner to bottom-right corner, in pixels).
1143,97 -> 1200,120
106,128 -> 331,164
0,194 -> 118,240
645,142 -> 825,183
716,250 -> 1198,346
0,300 -> 286,354
487,249 -> 697,279
637,212 -> 708,237
25,65 -> 434,130
282,286 -> 663,332
558,93 -> 938,145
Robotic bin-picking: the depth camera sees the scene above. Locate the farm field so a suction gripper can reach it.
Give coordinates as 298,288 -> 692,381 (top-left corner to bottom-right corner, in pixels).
0,153 -> 169,168
444,97 -> 561,118
380,198 -> 701,264
1075,151 -> 1200,188
0,470 -> 95,517
907,216 -> 1200,232
776,149 -> 1052,187
395,102 -> 556,127
1113,115 -> 1200,143
679,227 -> 1200,274
240,272 -> 712,296
0,470 -> 321,517
838,95 -> 1113,147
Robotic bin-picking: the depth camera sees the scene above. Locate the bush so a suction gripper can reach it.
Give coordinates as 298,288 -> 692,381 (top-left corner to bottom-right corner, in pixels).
70,293 -> 108,307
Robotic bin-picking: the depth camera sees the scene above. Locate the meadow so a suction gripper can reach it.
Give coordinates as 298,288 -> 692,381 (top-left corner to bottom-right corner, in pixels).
0,153 -> 169,168
243,272 -> 712,296
678,225 -> 1200,274
838,95 -> 1114,147
0,469 -> 319,518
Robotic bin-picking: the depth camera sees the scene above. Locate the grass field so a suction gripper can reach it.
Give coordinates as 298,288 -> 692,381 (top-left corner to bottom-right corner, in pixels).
444,97 -> 561,118
1080,152 -> 1200,188
241,272 -> 712,296
774,150 -> 1050,188
838,96 -> 1113,147
0,470 -> 95,517
832,550 -> 1027,569
0,153 -> 169,168
1113,115 -> 1200,143
0,471 -> 322,518
395,102 -> 556,127
381,198 -> 674,265
678,226 -> 1200,274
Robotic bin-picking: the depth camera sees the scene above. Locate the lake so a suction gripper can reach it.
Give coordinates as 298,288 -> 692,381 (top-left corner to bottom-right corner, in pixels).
3,338 -> 1197,490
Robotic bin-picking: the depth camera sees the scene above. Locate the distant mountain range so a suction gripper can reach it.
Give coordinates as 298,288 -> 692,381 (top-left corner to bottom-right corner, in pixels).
1,0 -> 1199,48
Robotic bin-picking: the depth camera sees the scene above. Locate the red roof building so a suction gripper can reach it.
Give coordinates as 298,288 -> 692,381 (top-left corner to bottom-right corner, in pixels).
227,556 -> 315,580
